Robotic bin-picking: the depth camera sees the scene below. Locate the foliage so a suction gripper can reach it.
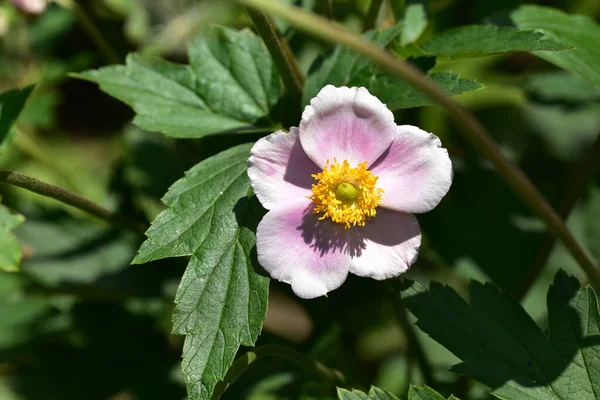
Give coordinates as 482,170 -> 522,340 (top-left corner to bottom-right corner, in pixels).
0,86 -> 33,154
74,27 -> 282,138
0,205 -> 25,272
393,271 -> 600,399
2,1 -> 600,400
132,143 -> 270,399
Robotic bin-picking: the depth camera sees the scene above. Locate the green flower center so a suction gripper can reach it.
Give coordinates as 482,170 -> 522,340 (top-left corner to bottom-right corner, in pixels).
335,181 -> 359,202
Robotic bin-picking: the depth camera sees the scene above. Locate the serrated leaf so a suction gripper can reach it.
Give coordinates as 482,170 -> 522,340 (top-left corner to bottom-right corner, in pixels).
0,204 -> 25,273
132,143 -> 269,400
420,25 -> 570,58
0,86 -> 34,154
74,26 -> 282,138
365,72 -> 483,110
304,28 -> 482,109
511,5 -> 600,88
337,386 -> 400,400
337,385 -> 457,400
409,385 -> 455,400
392,270 -> 600,400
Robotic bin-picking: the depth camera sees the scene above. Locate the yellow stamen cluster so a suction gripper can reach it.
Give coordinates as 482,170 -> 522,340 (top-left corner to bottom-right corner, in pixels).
309,159 -> 383,228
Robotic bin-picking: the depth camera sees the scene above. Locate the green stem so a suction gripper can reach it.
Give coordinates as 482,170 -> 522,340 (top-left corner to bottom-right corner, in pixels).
238,0 -> 600,290
71,1 -> 122,64
388,0 -> 405,21
246,8 -> 305,103
211,344 -> 344,399
387,283 -> 434,385
364,0 -> 384,31
515,133 -> 600,299
15,130 -> 82,192
0,171 -> 147,234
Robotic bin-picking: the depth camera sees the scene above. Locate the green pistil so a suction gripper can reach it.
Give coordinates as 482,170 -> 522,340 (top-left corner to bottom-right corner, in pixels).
335,181 -> 358,202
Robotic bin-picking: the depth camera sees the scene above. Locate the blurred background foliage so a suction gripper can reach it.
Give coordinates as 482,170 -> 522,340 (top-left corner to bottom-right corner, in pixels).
1,0 -> 600,399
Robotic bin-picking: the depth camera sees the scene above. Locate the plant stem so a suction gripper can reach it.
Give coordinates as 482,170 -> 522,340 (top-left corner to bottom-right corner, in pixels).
0,171 -> 147,234
390,292 -> 434,385
515,133 -> 600,299
246,8 -> 305,103
59,0 -> 122,64
211,344 -> 345,399
364,0 -> 384,30
238,0 -> 600,290
14,130 -> 81,192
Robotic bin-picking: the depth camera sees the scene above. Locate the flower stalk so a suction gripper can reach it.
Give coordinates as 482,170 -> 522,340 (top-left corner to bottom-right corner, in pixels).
515,132 -> 600,299
0,171 -> 147,234
211,344 -> 344,399
246,7 -> 305,103
238,0 -> 600,290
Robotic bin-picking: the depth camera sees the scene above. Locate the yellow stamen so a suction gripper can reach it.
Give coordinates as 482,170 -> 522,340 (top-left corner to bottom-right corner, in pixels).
308,159 -> 383,229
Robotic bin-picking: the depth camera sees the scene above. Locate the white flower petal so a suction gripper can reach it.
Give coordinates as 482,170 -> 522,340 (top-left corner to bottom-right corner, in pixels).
248,128 -> 320,210
256,199 -> 351,299
370,125 -> 453,214
349,208 -> 421,280
299,85 -> 396,168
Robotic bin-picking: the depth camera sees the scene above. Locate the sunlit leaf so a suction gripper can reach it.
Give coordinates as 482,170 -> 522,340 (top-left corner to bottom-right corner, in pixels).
421,25 -> 569,58
511,5 -> 600,88
0,204 -> 25,273
74,26 -> 282,138
303,25 -> 482,108
401,2 -> 428,45
409,385 -> 456,400
0,86 -> 34,154
337,385 -> 458,400
338,386 -> 399,400
132,143 -> 269,400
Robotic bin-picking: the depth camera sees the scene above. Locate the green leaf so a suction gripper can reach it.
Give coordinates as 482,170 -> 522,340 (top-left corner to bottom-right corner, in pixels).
420,25 -> 570,58
401,2 -> 428,45
524,71 -> 600,103
0,204 -> 25,273
409,385 -> 456,400
337,386 -> 457,400
392,270 -> 600,399
74,26 -> 282,138
523,103 -> 600,162
0,86 -> 34,154
366,72 -> 483,110
337,386 -> 399,400
511,5 -> 600,88
132,143 -> 270,400
304,28 -> 482,109
16,211 -> 138,286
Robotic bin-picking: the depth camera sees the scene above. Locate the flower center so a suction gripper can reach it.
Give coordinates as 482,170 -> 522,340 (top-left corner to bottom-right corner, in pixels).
309,159 -> 383,229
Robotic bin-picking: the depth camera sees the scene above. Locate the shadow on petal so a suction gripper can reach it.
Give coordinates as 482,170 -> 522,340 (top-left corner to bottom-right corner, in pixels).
282,133 -> 320,190
297,204 -> 367,258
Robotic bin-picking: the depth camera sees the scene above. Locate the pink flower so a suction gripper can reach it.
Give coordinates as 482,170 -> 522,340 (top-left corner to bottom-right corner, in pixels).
11,0 -> 46,14
248,85 -> 452,299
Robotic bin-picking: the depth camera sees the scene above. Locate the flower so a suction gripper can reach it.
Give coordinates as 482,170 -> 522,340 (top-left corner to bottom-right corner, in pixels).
248,85 -> 452,299
11,0 -> 46,14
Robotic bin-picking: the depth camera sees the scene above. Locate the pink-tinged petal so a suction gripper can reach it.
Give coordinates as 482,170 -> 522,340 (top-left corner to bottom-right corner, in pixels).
349,208 -> 421,280
248,128 -> 320,210
256,199 -> 351,299
370,125 -> 453,214
299,85 -> 396,168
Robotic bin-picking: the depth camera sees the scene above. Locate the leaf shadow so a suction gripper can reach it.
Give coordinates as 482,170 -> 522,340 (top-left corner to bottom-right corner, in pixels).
395,271 -> 600,395
234,195 -> 270,279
